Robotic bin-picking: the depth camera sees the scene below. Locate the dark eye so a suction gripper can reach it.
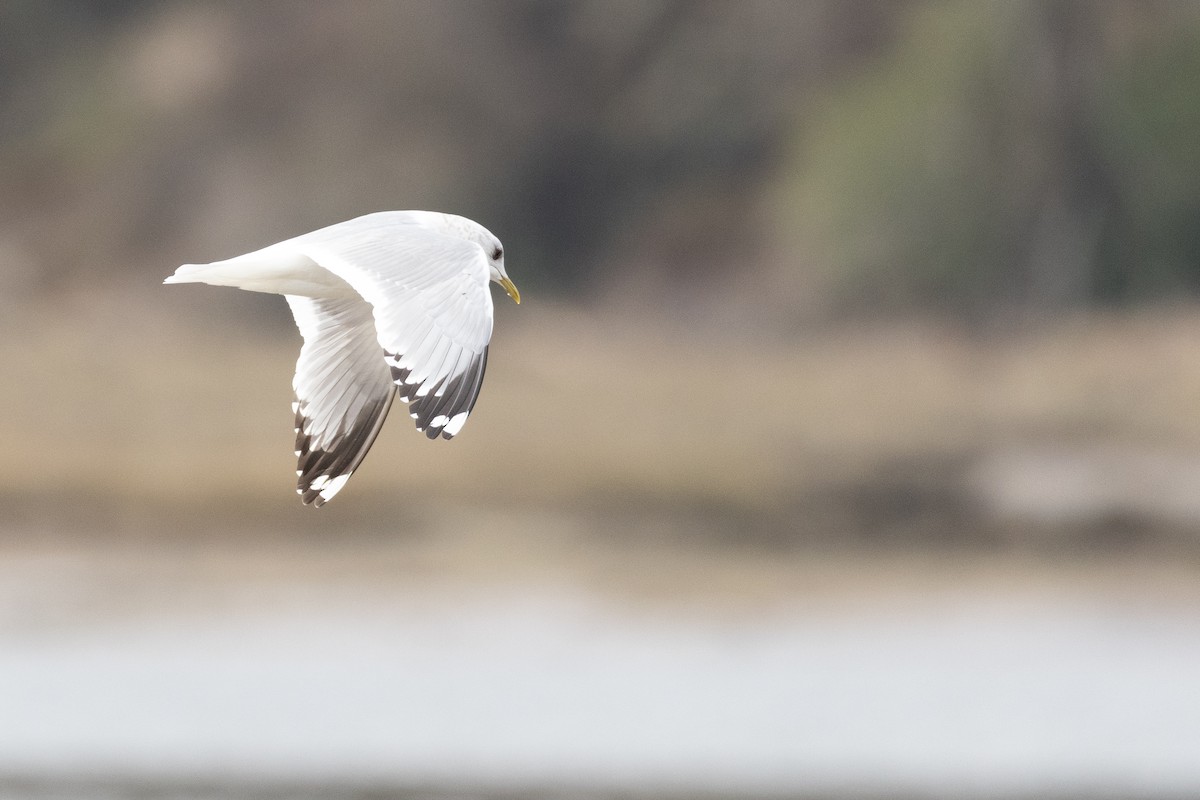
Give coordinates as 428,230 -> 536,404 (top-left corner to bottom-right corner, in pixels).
491,246 -> 503,261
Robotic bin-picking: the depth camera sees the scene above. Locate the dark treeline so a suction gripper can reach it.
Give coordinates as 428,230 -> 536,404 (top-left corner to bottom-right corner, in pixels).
1,1 -> 1198,323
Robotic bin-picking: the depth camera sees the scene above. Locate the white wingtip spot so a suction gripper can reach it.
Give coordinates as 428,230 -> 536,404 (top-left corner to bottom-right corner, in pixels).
318,473 -> 351,502
308,473 -> 351,502
444,411 -> 469,437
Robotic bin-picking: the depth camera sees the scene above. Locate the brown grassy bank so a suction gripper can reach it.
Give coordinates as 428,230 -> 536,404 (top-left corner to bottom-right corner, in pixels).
4,291 -> 1200,555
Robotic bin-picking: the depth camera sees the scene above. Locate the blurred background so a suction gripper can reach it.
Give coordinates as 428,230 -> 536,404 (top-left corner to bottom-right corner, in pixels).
2,1 -> 1200,798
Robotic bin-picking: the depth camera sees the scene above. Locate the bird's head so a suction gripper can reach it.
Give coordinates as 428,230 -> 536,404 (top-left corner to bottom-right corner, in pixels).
424,212 -> 520,305
484,236 -> 520,305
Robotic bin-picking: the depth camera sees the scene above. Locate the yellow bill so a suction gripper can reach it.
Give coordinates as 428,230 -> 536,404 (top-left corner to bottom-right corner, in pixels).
500,275 -> 521,304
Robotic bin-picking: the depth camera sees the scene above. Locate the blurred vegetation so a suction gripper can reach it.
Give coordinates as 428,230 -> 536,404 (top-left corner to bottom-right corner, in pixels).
775,1 -> 1200,320
2,1 -> 1200,322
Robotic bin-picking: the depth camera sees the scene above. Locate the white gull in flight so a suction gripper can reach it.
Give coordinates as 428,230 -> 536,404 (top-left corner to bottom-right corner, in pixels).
165,211 -> 520,506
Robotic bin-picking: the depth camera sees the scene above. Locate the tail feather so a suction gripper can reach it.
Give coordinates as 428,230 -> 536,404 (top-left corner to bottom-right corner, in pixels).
163,257 -> 269,288
162,263 -> 211,285
162,248 -> 351,297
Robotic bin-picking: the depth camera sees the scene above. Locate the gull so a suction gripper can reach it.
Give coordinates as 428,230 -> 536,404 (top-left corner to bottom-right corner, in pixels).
165,211 -> 520,506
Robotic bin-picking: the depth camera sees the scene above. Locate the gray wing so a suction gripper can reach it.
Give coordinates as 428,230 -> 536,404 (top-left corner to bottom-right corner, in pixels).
286,294 -> 395,506
290,218 -> 495,441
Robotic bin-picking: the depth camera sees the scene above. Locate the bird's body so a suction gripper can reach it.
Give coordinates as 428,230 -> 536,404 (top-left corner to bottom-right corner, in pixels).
165,211 -> 519,506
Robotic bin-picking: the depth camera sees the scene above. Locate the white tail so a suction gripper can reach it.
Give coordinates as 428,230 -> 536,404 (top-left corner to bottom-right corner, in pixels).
162,263 -> 219,285
163,247 -> 355,297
